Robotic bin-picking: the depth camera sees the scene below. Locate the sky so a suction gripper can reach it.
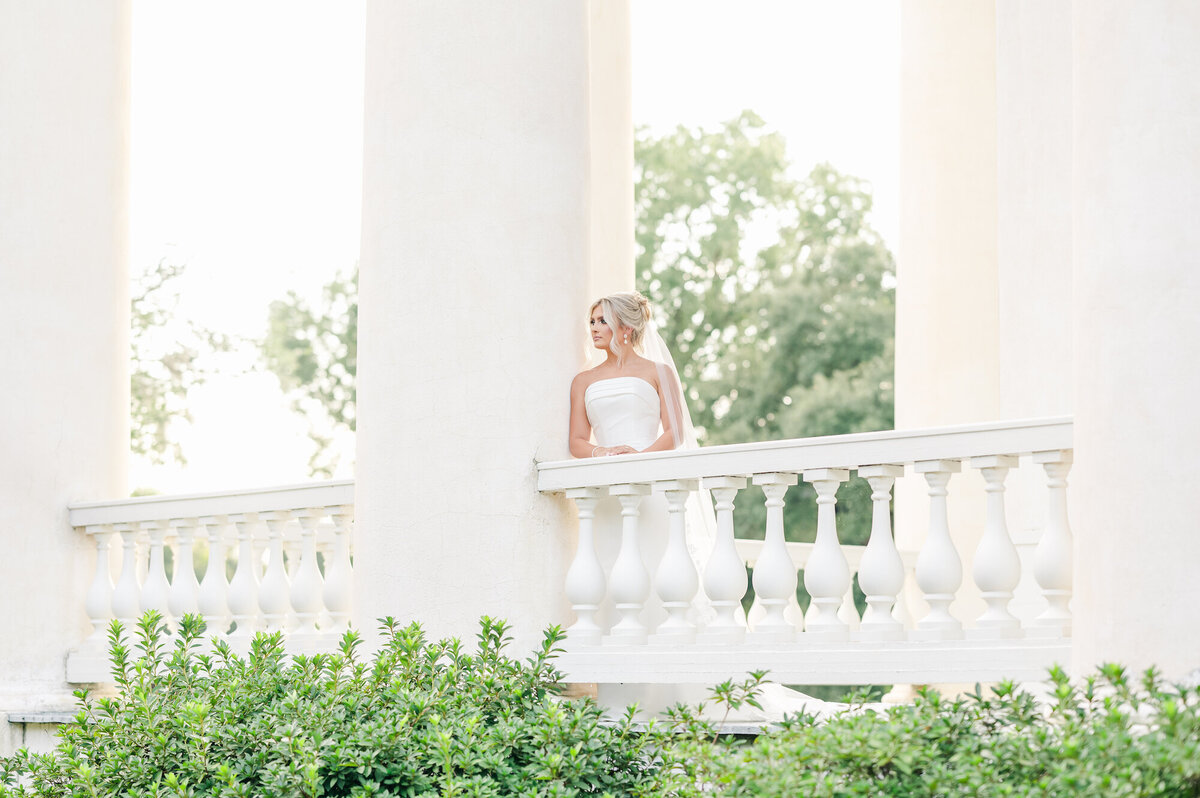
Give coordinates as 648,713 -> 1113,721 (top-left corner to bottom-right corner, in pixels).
128,0 -> 900,494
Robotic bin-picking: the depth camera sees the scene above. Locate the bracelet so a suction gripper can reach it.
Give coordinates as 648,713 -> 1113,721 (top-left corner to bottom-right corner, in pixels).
592,446 -> 603,457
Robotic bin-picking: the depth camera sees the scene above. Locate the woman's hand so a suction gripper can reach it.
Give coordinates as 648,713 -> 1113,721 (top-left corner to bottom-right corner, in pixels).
591,444 -> 638,457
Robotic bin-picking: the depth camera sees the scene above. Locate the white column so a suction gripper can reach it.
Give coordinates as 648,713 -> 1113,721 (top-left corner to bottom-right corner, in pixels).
1030,450 -> 1072,636
290,509 -> 326,636
749,473 -> 799,642
83,526 -> 116,642
111,523 -> 141,628
0,0 -> 130,694
355,0 -> 632,652
606,484 -> 652,644
1072,0 -> 1200,677
857,465 -> 906,641
196,516 -> 231,637
894,0 -> 999,621
227,514 -> 261,640
140,521 -> 171,622
968,456 -> 1021,638
259,511 -> 294,632
167,518 -> 201,624
652,480 -> 700,643
322,506 -> 354,634
802,469 -> 851,641
912,460 -> 964,640
563,488 -> 606,645
700,476 -> 748,644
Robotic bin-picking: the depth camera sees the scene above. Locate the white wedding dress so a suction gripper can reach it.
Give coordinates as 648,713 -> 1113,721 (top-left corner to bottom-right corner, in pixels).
585,376 -> 662,454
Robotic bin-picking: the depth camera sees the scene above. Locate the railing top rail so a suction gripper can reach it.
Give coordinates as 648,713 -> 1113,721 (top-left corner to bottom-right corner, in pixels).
536,416 -> 1072,492
68,479 -> 354,529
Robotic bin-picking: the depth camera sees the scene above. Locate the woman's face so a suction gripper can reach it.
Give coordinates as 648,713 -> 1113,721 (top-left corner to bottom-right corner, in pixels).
589,304 -> 615,350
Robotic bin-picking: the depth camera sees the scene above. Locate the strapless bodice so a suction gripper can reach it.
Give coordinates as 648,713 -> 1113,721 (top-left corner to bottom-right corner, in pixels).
585,377 -> 660,452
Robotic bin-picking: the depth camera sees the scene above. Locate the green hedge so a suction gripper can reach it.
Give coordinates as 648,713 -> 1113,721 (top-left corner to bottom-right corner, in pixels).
4,615 -> 1198,797
672,668 -> 1200,796
1,615 -> 675,797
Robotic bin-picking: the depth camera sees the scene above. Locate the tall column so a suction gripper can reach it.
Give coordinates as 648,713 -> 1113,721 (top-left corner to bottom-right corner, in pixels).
895,1 -> 998,622
994,2 -> 1075,606
0,0 -> 130,713
1071,0 -> 1200,677
355,1 -> 633,653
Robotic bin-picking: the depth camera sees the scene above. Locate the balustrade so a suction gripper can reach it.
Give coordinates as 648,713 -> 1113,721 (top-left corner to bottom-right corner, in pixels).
66,421 -> 1075,688
538,417 -> 1076,685
67,481 -> 354,683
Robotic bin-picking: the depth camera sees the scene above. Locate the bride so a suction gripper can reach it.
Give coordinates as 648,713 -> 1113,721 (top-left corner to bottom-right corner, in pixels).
568,292 -> 689,459
567,291 -> 716,638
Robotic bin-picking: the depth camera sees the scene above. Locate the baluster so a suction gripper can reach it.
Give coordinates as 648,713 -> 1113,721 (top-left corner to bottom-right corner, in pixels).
196,516 -> 231,636
857,465 -> 906,640
562,488 -> 605,644
111,522 -> 141,627
749,473 -> 799,642
284,534 -> 301,580
290,508 -> 326,635
1031,450 -> 1073,636
167,517 -> 201,624
83,525 -> 115,641
912,459 -> 964,639
607,484 -> 652,644
322,505 -> 354,634
140,520 -> 171,623
652,480 -> 700,643
802,469 -> 851,641
700,476 -> 748,643
259,510 -> 294,632
969,455 -> 1021,638
227,513 -> 261,639
839,583 -> 861,630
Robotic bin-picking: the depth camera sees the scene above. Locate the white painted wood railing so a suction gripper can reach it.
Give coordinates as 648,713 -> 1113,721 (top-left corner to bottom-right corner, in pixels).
536,417 -> 1074,685
67,481 -> 353,683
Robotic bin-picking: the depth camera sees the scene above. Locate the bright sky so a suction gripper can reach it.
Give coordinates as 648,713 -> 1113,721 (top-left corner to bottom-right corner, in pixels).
129,1 -> 900,494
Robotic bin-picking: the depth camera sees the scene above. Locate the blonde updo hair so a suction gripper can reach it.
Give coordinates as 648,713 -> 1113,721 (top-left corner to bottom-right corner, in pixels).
591,291 -> 652,359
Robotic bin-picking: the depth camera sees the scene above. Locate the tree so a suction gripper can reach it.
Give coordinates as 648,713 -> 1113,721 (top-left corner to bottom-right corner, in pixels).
131,260 -> 231,466
261,268 -> 357,477
635,112 -> 895,550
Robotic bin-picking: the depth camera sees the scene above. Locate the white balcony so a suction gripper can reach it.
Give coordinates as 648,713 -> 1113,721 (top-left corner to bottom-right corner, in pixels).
66,481 -> 354,683
536,416 -> 1074,686
64,417 -> 1073,692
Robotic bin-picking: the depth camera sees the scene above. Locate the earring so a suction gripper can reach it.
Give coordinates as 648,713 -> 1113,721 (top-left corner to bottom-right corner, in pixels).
623,333 -> 629,344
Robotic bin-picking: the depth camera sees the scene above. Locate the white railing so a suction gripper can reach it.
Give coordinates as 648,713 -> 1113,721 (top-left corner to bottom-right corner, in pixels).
67,481 -> 353,683
536,417 -> 1074,685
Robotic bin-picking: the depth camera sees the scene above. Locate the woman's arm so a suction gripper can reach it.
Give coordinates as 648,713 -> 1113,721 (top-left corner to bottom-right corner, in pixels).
568,374 -> 597,457
641,366 -> 686,453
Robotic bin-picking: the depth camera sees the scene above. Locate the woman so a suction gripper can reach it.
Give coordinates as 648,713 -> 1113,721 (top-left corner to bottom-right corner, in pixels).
568,292 -> 689,459
567,291 -> 714,638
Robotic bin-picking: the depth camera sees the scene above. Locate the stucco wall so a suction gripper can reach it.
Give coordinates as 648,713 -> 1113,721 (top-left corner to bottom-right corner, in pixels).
1071,0 -> 1200,678
0,0 -> 131,723
354,0 -> 633,655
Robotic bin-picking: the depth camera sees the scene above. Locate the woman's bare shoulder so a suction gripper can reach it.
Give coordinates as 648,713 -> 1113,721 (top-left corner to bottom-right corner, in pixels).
571,365 -> 608,393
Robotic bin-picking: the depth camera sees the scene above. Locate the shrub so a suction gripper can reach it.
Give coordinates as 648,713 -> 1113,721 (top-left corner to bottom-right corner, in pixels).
6,615 -> 1199,798
0,614 -> 680,798
671,665 -> 1200,797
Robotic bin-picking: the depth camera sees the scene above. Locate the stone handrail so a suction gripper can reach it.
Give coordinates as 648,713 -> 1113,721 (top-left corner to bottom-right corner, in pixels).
67,481 -> 353,683
536,417 -> 1074,685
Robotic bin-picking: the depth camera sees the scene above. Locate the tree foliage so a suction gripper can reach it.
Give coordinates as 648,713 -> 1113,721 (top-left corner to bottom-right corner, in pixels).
635,112 -> 895,547
130,260 -> 231,465
261,269 -> 357,477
